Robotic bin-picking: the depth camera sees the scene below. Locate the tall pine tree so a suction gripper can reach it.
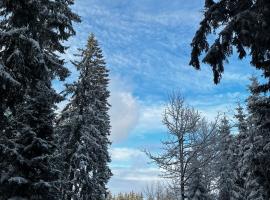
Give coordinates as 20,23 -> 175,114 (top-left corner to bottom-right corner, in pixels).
57,34 -> 112,200
187,156 -> 210,200
0,0 -> 80,199
233,78 -> 267,200
245,77 -> 270,199
217,116 -> 233,200
230,104 -> 248,200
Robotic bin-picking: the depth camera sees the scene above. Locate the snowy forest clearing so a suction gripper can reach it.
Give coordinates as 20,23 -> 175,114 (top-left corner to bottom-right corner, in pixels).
0,0 -> 270,200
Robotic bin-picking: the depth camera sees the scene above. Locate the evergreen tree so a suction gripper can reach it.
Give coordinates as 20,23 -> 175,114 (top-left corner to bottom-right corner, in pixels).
245,78 -> 270,198
217,117 -> 233,200
190,0 -> 270,92
232,78 -> 267,200
57,34 -> 112,200
244,128 -> 265,200
228,136 -> 244,200
235,104 -> 248,135
187,156 -> 210,200
107,192 -> 113,200
0,0 -> 80,199
230,104 -> 248,200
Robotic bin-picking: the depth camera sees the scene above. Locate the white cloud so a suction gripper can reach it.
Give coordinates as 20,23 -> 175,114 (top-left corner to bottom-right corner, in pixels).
132,103 -> 166,135
110,147 -> 144,162
109,167 -> 163,195
109,147 -> 163,195
113,167 -> 162,182
198,104 -> 234,121
136,10 -> 201,27
109,76 -> 140,143
189,92 -> 245,121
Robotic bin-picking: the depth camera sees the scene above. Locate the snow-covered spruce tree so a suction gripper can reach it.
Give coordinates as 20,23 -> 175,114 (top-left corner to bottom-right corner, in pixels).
230,104 -> 248,200
57,34 -> 112,200
245,77 -> 270,199
232,78 -> 267,200
187,156 -> 210,200
243,128 -> 265,200
0,0 -> 80,199
217,116 -> 234,200
234,104 -> 248,136
228,134 -> 247,200
190,0 -> 270,92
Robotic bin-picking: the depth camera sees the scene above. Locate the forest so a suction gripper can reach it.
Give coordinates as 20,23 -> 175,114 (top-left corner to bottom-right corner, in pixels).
0,0 -> 270,200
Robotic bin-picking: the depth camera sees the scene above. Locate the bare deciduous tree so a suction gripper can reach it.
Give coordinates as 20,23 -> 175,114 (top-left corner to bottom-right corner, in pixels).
143,182 -> 175,200
145,92 -> 219,200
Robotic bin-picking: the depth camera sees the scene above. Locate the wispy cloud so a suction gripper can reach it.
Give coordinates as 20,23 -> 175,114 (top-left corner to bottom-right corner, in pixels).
110,147 -> 145,162
52,0 -> 262,195
109,76 -> 140,143
109,147 -> 162,195
135,10 -> 201,26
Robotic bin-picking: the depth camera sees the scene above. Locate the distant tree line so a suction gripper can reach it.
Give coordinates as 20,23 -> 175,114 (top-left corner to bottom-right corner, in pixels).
107,192 -> 143,200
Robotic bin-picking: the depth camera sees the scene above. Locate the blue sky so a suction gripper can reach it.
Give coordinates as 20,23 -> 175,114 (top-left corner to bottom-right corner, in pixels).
55,0 -> 262,195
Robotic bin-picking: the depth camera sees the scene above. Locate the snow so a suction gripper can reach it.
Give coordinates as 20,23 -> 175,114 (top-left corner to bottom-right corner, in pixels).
0,62 -> 20,88
8,177 -> 28,184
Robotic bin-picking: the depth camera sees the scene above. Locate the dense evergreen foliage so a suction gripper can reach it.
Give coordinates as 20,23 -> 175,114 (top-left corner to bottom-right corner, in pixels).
217,117 -> 233,200
229,106 -> 246,200
0,0 -> 80,199
245,78 -> 270,199
187,157 -> 210,200
57,34 -> 112,200
190,0 -> 270,92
